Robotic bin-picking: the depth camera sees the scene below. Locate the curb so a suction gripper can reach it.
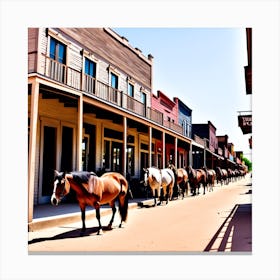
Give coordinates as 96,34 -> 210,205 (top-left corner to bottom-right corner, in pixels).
28,199 -> 154,232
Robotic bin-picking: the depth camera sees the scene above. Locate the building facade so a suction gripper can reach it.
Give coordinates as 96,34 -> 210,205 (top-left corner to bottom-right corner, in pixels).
28,28 -> 195,222
28,28 -> 245,224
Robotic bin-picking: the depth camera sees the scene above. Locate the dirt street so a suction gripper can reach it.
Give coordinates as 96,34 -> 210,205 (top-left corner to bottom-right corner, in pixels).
28,175 -> 252,253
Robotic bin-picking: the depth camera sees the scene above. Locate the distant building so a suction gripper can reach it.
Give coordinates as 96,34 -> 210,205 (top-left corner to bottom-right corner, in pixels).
174,97 -> 192,138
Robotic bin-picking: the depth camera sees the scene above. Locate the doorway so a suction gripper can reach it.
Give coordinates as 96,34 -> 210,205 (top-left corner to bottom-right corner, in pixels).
41,126 -> 57,201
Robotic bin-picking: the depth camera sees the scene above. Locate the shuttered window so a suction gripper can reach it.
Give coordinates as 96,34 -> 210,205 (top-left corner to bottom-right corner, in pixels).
50,37 -> 66,64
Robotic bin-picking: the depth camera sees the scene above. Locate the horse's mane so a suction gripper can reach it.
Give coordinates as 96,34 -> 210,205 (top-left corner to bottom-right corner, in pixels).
71,171 -> 96,184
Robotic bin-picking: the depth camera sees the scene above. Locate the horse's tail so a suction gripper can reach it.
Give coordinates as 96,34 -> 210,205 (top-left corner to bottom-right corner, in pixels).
118,178 -> 129,223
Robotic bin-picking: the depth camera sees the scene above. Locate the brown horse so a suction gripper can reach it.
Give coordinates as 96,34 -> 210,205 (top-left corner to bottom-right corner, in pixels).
203,168 -> 216,192
186,166 -> 207,195
51,171 -> 129,235
216,167 -> 228,185
168,164 -> 189,199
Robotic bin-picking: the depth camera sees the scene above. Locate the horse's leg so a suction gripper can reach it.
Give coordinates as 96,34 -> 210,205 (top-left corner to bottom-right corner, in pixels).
168,185 -> 173,202
94,202 -> 103,235
163,187 -> 168,205
107,200 -> 117,230
152,188 -> 157,206
158,187 -> 163,205
179,182 -> 184,199
197,183 -> 200,195
79,203 -> 86,233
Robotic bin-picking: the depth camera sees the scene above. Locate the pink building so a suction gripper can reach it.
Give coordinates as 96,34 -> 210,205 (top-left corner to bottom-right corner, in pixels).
152,90 -> 179,131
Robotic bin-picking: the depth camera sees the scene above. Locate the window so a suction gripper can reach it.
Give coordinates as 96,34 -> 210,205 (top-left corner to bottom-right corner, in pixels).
50,37 -> 66,64
127,146 -> 135,176
141,91 -> 147,116
111,72 -> 118,89
85,58 -> 96,77
127,83 -> 134,110
84,58 -> 96,93
49,37 -> 66,83
128,83 -> 134,97
110,72 -> 118,103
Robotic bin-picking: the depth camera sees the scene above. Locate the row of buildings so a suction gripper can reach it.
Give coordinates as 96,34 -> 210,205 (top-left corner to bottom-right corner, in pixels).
28,28 -> 247,222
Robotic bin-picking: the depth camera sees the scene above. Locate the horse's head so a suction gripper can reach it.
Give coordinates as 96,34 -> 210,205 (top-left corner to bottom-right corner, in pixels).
51,170 -> 68,206
167,163 -> 177,175
143,168 -> 149,186
186,166 -> 195,179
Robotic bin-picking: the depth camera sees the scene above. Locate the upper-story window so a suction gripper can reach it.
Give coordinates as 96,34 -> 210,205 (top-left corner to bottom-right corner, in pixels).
84,58 -> 96,94
49,37 -> 66,83
141,91 -> 147,116
85,58 -> 96,77
50,37 -> 66,64
111,72 -> 118,89
128,83 -> 134,97
127,83 -> 134,111
110,72 -> 119,103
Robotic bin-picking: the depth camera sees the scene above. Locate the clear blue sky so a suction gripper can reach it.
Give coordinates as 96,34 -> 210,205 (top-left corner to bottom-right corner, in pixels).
114,28 -> 252,159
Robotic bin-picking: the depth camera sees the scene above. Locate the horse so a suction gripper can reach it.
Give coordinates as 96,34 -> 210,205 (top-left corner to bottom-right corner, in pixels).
51,170 -> 129,235
143,167 -> 175,206
227,168 -> 235,182
216,167 -> 228,185
186,166 -> 207,195
203,167 -> 216,192
167,164 -> 189,199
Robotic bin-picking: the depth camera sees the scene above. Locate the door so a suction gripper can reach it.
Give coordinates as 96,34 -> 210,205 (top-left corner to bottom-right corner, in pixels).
41,126 -> 57,202
112,142 -> 122,173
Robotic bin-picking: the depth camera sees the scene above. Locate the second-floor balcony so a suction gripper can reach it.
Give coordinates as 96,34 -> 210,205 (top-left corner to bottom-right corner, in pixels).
42,55 -> 165,127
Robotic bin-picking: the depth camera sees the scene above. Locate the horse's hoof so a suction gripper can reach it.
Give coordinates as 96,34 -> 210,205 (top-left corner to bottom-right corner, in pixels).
97,229 -> 103,235
80,228 -> 86,236
107,224 -> 113,230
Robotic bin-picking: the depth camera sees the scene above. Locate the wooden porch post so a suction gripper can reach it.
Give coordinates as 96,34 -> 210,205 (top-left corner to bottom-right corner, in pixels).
148,126 -> 152,167
123,116 -> 127,176
174,137 -> 178,168
77,94 -> 83,171
28,79 -> 39,223
162,131 -> 165,168
189,142 -> 193,167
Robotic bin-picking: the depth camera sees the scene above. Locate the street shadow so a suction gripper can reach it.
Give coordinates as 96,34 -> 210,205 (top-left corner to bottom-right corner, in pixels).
28,226 -> 113,245
204,203 -> 252,252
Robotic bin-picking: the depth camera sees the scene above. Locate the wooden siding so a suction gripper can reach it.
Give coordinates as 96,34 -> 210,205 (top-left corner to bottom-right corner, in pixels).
58,28 -> 152,91
37,28 -> 48,76
152,90 -> 179,124
28,28 -> 38,73
31,28 -> 151,109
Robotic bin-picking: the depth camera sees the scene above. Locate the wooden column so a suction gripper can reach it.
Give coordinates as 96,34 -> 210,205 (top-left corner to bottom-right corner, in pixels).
28,79 -> 39,223
189,142 -> 193,167
162,131 -> 165,168
123,116 -> 127,176
148,126 -> 152,167
203,139 -> 206,168
77,94 -> 83,171
174,137 -> 178,168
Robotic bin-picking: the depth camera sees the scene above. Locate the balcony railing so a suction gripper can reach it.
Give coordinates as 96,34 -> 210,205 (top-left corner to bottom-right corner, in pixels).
163,120 -> 183,134
41,55 -> 187,129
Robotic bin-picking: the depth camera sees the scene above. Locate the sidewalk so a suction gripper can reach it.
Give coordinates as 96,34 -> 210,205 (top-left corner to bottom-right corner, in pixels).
28,197 -> 154,231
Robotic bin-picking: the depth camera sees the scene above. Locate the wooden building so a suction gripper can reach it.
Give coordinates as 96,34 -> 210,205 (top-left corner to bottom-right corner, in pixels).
28,28 -> 194,222
191,121 -> 224,168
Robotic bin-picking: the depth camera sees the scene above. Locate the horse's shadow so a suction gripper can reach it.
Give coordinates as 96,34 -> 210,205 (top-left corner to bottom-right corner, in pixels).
28,226 -> 112,245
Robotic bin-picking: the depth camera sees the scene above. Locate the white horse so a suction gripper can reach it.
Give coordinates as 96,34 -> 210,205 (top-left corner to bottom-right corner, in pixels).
143,167 -> 175,206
